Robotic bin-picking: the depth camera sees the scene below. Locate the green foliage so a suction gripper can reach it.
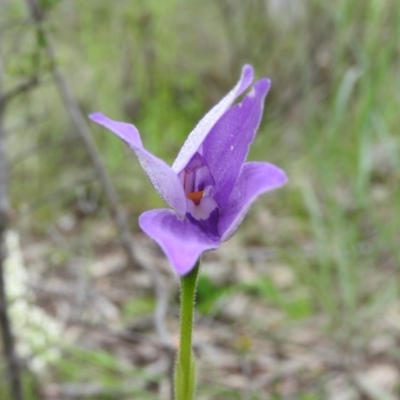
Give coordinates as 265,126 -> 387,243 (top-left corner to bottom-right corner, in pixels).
196,275 -> 230,315
39,0 -> 61,10
122,296 -> 155,320
0,369 -> 39,400
197,274 -> 312,319
244,277 -> 313,319
54,346 -> 159,399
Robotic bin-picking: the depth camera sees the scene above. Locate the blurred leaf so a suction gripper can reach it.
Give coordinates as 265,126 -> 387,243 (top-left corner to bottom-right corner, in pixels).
243,277 -> 312,319
39,0 -> 61,10
196,275 -> 230,315
122,297 -> 155,319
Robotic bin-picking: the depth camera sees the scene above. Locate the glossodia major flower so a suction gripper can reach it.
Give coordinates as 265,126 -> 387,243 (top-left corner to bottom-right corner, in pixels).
89,65 -> 287,276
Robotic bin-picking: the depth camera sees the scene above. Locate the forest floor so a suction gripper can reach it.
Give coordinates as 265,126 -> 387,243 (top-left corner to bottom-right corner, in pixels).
6,209 -> 399,400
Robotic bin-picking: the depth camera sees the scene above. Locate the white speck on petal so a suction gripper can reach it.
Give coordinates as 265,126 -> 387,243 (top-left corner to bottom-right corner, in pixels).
230,145 -> 234,151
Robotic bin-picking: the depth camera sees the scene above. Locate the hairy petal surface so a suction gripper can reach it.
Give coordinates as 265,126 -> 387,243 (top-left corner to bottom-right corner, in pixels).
172,65 -> 254,174
202,79 -> 271,207
139,209 -> 220,276
89,113 -> 187,216
218,162 -> 288,241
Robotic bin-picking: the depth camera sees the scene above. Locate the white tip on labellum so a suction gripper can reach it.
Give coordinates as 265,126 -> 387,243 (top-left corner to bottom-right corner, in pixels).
187,195 -> 218,221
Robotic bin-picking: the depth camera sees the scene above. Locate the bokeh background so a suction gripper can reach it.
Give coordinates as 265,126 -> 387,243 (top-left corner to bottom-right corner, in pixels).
0,0 -> 399,399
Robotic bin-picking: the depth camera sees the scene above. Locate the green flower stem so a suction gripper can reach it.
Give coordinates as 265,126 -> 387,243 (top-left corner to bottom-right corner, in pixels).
174,259 -> 200,400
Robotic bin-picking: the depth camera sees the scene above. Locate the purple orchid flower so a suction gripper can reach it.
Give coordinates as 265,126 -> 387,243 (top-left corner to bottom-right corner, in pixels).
89,65 -> 287,276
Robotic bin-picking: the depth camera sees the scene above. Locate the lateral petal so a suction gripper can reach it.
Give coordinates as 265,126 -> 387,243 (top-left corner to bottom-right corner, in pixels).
89,113 -> 187,216
139,209 -> 220,276
172,65 -> 254,174
202,78 -> 271,208
218,162 -> 287,241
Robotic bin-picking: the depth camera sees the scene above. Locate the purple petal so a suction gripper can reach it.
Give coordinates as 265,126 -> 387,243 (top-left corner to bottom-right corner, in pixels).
171,65 -> 254,174
89,113 -> 187,216
186,205 -> 219,240
218,162 -> 287,241
139,209 -> 220,276
202,78 -> 271,207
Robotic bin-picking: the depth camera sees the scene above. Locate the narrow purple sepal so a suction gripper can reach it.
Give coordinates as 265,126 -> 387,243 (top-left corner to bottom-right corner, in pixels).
139,209 -> 220,276
218,162 -> 288,241
89,113 -> 187,216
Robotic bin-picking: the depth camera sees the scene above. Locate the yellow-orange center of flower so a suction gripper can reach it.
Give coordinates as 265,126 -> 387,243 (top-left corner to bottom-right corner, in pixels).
187,190 -> 204,205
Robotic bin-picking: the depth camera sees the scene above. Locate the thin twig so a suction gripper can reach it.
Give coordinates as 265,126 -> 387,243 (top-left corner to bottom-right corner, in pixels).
24,2 -> 175,396
0,76 -> 39,111
0,39 -> 25,400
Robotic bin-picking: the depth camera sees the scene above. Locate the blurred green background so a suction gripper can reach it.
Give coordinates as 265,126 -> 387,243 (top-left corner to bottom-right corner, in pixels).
1,0 -> 399,399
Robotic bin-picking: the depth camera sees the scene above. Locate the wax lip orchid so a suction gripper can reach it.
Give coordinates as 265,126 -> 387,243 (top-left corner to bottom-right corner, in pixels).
89,65 -> 287,276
